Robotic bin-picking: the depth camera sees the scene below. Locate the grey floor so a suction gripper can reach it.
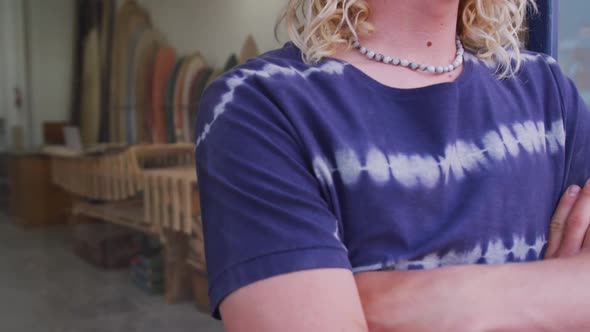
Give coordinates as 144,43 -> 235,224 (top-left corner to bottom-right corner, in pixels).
0,213 -> 225,332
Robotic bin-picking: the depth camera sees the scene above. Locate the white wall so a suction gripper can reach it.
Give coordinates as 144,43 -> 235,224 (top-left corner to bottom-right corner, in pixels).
0,0 -> 31,149
27,0 -> 75,147
128,0 -> 286,67
0,6 -> 7,149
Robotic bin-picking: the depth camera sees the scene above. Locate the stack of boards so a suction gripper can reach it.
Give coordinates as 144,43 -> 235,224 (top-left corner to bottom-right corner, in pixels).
79,0 -> 260,146
131,253 -> 165,294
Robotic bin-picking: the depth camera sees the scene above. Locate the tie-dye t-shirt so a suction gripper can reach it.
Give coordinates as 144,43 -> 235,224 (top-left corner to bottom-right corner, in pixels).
195,43 -> 590,317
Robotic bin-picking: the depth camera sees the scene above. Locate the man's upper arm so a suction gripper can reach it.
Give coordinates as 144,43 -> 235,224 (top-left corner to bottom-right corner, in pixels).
221,269 -> 368,332
196,74 -> 354,319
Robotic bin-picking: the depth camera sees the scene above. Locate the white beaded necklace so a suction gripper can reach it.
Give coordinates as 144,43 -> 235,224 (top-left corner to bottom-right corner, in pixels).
352,37 -> 465,74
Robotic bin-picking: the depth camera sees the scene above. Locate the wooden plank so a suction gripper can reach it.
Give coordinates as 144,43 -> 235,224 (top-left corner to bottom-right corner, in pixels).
48,143 -> 196,202
105,155 -> 114,200
191,267 -> 210,315
162,229 -> 193,304
172,176 -> 181,231
182,179 -> 192,234
73,199 -> 154,234
117,154 -> 126,199
92,161 -> 100,199
143,173 -> 151,224
153,174 -> 161,228
192,217 -> 202,242
98,158 -> 107,199
186,259 -> 205,272
161,175 -> 170,228
125,151 -> 135,197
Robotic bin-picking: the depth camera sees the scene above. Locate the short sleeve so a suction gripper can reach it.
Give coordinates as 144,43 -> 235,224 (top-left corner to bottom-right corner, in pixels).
549,62 -> 590,187
195,76 -> 351,319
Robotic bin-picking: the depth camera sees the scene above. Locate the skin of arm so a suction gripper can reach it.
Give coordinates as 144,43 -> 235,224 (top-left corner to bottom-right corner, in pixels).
220,268 -> 369,332
355,252 -> 590,332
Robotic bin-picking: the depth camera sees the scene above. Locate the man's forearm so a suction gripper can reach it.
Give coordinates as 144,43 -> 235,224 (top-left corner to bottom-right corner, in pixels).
355,253 -> 590,332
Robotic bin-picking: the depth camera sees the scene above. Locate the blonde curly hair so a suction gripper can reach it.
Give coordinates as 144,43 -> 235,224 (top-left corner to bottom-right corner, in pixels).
277,0 -> 537,78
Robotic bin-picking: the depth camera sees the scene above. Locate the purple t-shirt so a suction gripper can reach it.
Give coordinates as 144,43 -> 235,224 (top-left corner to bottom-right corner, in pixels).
195,43 -> 590,318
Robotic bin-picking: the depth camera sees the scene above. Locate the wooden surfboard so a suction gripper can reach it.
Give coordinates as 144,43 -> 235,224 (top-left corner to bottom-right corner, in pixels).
80,28 -> 101,146
188,67 -> 213,140
164,57 -> 185,143
99,0 -> 115,143
71,0 -> 102,130
151,47 -> 177,144
176,54 -> 206,142
239,34 -> 260,64
133,31 -> 164,144
109,0 -> 151,143
172,58 -> 190,143
124,25 -> 150,144
223,54 -> 239,72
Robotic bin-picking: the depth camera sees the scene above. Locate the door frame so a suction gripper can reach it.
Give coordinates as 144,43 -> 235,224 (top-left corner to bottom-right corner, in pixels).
527,0 -> 559,58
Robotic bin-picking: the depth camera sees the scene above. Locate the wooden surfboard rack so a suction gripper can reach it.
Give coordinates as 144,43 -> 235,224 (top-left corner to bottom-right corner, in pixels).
46,143 -> 206,307
46,144 -> 194,202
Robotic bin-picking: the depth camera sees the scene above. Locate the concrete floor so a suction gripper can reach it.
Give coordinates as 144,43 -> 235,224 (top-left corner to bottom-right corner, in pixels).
0,214 -> 225,332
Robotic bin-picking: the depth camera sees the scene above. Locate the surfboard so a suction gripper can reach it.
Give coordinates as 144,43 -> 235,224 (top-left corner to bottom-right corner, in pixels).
133,31 -> 164,144
175,54 -> 206,142
239,34 -> 260,64
172,57 -> 190,143
98,0 -> 115,143
151,47 -> 177,144
223,54 -> 239,72
109,0 -> 151,143
124,25 -> 150,144
80,28 -> 101,146
71,0 -> 102,130
188,67 -> 213,140
164,57 -> 186,143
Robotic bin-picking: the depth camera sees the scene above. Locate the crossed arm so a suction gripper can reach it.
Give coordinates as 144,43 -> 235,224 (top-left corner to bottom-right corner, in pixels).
356,252 -> 590,331
220,183 -> 590,332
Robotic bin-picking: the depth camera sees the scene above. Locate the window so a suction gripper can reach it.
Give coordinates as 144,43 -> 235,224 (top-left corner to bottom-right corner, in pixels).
559,0 -> 590,103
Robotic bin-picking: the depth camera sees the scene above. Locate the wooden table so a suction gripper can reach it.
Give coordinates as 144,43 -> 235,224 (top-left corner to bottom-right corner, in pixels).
7,152 -> 72,226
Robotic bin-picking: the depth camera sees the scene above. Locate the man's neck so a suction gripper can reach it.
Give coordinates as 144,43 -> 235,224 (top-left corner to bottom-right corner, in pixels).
357,0 -> 460,66
331,0 -> 463,89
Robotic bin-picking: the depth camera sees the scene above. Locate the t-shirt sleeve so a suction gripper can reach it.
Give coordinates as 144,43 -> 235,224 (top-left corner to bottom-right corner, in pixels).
549,61 -> 590,188
194,76 -> 351,319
